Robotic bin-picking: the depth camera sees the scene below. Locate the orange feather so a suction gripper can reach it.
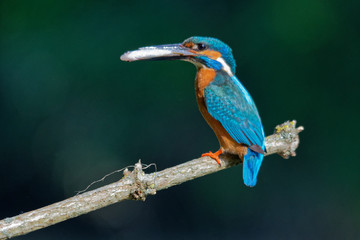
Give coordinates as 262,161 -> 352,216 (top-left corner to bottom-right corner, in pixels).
195,68 -> 248,160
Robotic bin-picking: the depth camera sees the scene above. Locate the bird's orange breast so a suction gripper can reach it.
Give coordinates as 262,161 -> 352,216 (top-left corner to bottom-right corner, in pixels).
195,68 -> 247,159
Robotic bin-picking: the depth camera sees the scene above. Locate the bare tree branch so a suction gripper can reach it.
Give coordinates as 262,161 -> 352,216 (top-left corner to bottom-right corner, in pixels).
0,120 -> 304,239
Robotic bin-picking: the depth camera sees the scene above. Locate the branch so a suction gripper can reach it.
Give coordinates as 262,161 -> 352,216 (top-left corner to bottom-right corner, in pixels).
0,120 -> 304,239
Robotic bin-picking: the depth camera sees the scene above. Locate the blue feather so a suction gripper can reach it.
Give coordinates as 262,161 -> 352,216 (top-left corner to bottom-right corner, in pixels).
196,56 -> 222,71
243,150 -> 264,187
204,71 -> 265,186
184,36 -> 237,74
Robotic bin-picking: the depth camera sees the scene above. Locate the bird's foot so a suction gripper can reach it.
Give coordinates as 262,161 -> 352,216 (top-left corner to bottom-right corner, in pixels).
201,149 -> 223,166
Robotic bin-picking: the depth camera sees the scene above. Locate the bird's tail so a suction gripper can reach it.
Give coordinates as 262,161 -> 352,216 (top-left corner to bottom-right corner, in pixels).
243,148 -> 264,187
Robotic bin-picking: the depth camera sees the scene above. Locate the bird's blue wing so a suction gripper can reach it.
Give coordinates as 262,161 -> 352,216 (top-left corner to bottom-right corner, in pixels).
205,72 -> 265,187
204,72 -> 265,150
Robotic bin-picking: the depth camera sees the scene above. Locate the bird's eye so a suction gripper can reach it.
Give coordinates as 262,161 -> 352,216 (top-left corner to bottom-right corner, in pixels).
195,43 -> 207,51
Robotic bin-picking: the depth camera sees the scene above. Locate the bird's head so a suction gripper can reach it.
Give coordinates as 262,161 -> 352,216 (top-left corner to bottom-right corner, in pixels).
121,36 -> 236,75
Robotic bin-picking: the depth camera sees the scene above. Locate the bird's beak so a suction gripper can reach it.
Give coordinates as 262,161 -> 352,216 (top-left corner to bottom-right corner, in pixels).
120,43 -> 196,62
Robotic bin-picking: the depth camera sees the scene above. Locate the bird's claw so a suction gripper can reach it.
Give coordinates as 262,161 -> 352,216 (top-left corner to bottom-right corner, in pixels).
201,149 -> 223,166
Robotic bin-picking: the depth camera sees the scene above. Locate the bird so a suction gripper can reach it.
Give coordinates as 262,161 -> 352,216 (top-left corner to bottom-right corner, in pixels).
120,36 -> 265,187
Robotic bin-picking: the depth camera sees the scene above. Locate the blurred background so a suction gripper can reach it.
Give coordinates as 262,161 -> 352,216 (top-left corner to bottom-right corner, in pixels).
1,0 -> 359,239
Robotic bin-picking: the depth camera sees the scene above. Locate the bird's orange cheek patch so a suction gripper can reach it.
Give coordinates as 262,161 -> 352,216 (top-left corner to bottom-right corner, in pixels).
200,50 -> 222,59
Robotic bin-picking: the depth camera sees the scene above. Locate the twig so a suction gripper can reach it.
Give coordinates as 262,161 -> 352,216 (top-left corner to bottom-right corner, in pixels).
0,120 -> 304,239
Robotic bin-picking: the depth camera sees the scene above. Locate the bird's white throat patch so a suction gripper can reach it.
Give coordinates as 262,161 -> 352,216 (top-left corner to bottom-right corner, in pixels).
216,57 -> 233,76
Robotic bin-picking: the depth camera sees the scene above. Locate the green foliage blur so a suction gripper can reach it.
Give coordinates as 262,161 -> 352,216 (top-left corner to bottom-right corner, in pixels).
1,0 -> 359,239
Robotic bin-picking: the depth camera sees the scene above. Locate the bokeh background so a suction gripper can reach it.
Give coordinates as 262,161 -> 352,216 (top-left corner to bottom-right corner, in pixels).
1,0 -> 359,239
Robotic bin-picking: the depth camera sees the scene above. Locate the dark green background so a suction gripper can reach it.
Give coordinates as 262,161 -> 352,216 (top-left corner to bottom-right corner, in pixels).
1,0 -> 359,239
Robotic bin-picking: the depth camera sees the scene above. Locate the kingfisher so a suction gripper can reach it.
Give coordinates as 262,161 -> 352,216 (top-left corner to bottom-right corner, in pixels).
120,36 -> 265,187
